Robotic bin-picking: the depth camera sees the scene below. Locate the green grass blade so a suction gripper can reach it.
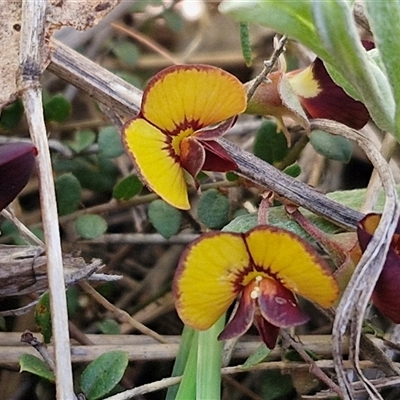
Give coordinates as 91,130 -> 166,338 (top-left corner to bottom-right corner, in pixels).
196,315 -> 225,400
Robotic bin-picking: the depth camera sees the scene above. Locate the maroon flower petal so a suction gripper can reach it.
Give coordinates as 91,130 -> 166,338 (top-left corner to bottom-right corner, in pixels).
357,213 -> 400,323
194,117 -> 236,140
0,142 -> 37,211
298,58 -> 369,130
253,313 -> 280,349
257,278 -> 309,328
180,137 -> 205,181
371,248 -> 400,323
218,284 -> 256,341
201,140 -> 238,172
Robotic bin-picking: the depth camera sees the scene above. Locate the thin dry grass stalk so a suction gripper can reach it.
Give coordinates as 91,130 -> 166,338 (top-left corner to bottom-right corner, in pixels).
18,2 -> 74,398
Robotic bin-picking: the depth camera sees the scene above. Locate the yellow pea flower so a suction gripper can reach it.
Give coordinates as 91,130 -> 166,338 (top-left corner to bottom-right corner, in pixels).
174,226 -> 339,349
123,64 -> 247,210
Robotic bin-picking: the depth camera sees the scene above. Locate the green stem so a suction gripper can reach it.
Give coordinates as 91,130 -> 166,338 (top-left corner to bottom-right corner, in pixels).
175,329 -> 198,400
196,315 -> 225,400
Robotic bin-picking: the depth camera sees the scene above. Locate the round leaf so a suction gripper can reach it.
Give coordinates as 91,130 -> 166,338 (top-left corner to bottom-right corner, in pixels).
197,189 -> 230,229
0,100 -> 24,129
98,126 -> 124,158
97,319 -> 121,335
283,163 -> 301,178
19,354 -> 55,382
80,350 -> 129,400
112,174 -> 143,201
75,214 -> 107,239
35,292 -> 52,344
253,120 -> 288,164
309,130 -> 353,162
54,155 -> 119,192
113,41 -> 140,66
67,130 -> 96,153
163,9 -> 184,32
43,94 -> 71,123
55,173 -> 82,216
148,200 -> 182,239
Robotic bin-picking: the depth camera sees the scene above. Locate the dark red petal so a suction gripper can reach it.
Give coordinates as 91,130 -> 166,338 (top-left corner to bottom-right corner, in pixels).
180,137 -> 205,181
257,278 -> 309,328
253,314 -> 280,349
299,58 -> 369,130
372,248 -> 400,323
357,213 -> 400,323
201,140 -> 238,172
194,117 -> 236,140
0,142 -> 37,211
218,286 -> 255,341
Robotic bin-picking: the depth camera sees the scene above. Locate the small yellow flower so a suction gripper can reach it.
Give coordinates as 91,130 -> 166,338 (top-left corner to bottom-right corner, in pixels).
123,64 -> 247,210
173,226 -> 339,349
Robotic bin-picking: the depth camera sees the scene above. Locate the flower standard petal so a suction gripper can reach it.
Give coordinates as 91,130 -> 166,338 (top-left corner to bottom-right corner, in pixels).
123,118 -> 189,210
173,232 -> 249,330
243,226 -> 339,308
142,65 -> 247,132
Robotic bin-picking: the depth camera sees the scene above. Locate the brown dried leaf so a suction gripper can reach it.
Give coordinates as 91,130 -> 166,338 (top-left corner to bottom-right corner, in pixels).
0,0 -> 120,109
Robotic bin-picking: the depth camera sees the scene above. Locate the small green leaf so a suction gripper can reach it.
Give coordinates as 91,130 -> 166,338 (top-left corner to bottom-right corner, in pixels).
98,126 -> 124,158
0,100 -> 24,129
226,171 -> 239,181
260,370 -> 294,400
0,220 -> 43,245
67,130 -> 96,153
66,287 -> 80,317
283,163 -> 301,177
80,350 -> 129,400
309,130 -> 353,162
197,189 -> 230,229
148,200 -> 182,238
163,9 -> 184,32
19,354 -> 55,382
113,41 -> 140,66
35,293 -> 52,344
55,173 -> 82,216
240,22 -> 252,67
253,120 -> 288,164
223,205 -> 341,239
242,343 -> 271,369
97,319 -> 121,335
113,174 -> 143,201
54,155 -> 119,192
75,214 -> 108,239
43,94 -> 71,123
